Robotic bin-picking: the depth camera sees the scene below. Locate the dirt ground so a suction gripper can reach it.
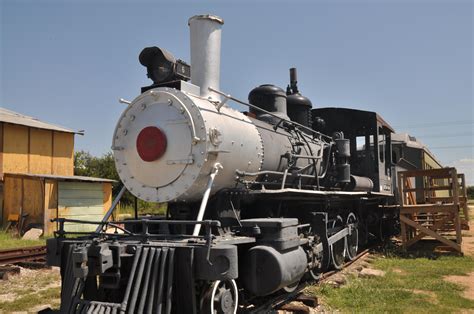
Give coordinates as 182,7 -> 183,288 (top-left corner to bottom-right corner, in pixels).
461,207 -> 474,257
0,266 -> 61,313
445,205 -> 474,302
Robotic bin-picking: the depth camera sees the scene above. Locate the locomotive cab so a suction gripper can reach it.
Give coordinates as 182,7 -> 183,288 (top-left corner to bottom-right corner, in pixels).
311,107 -> 394,194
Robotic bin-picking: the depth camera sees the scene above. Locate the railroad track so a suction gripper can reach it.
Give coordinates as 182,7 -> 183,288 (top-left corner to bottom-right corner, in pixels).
244,248 -> 372,313
0,245 -> 47,265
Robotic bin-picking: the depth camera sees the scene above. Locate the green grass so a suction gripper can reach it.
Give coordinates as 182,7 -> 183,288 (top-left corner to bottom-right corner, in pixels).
307,248 -> 474,313
0,232 -> 46,250
115,201 -> 167,219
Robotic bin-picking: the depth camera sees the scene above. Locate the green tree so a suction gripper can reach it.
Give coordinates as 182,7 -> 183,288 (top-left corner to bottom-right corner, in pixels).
467,186 -> 474,200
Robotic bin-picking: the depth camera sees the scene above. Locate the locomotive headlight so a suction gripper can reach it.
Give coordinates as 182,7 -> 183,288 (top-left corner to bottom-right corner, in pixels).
139,46 -> 190,85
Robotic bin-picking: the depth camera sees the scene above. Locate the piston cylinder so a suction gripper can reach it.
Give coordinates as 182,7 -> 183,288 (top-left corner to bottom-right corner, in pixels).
242,245 -> 307,296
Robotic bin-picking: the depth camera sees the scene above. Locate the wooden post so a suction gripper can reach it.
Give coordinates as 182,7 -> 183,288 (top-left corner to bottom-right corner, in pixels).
400,214 -> 407,249
398,172 -> 405,206
458,174 -> 469,222
398,171 -> 408,249
450,168 -> 463,245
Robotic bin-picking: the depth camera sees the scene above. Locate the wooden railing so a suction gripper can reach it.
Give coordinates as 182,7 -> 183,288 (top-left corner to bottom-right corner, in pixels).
398,167 -> 467,253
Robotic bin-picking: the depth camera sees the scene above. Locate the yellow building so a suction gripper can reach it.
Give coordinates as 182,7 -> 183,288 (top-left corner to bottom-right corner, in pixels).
0,108 -> 113,235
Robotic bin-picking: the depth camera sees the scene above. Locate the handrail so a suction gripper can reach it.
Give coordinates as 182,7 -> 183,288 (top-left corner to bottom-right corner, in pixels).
208,87 -> 333,141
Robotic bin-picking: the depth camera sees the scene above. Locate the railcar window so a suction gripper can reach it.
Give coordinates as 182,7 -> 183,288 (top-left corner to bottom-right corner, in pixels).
356,136 -> 365,151
378,128 -> 385,163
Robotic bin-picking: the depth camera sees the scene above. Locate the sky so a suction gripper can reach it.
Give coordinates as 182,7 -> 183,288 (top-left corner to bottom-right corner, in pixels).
1,0 -> 473,183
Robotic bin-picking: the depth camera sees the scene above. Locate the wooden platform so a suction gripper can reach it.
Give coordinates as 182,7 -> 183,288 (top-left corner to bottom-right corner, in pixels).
398,168 -> 468,253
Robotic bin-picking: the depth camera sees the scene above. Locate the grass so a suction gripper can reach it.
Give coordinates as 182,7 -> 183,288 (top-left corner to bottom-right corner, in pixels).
307,245 -> 474,313
0,232 -> 46,250
115,201 -> 167,219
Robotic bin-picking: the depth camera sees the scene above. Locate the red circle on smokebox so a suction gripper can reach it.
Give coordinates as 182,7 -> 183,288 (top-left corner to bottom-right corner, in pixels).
136,126 -> 167,162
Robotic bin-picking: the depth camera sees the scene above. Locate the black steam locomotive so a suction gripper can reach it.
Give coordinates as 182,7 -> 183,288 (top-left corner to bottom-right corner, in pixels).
46,14 -> 399,313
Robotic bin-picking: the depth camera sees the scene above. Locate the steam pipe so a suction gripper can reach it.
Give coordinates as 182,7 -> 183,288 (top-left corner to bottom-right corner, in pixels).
193,163 -> 223,236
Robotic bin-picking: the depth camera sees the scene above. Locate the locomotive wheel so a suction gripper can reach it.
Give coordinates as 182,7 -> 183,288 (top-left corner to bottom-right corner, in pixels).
378,217 -> 395,242
330,215 -> 345,270
309,236 -> 330,280
283,279 -> 301,293
358,219 -> 369,247
200,280 -> 238,314
373,214 -> 391,242
378,219 -> 386,242
345,212 -> 359,261
309,268 -> 321,281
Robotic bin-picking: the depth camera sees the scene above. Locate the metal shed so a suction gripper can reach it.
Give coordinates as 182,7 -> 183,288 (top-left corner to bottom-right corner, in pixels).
2,173 -> 114,235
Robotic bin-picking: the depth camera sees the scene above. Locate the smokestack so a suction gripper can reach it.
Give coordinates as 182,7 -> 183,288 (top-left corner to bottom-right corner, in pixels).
188,14 -> 224,100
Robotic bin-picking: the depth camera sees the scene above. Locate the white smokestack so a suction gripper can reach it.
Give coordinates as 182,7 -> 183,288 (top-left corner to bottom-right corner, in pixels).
188,14 -> 224,100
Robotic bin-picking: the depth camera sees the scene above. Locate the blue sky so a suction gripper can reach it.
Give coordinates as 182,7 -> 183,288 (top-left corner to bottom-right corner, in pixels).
1,0 -> 473,183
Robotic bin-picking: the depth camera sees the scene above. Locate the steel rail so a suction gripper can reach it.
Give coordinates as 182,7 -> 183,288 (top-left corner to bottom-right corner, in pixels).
0,245 -> 47,265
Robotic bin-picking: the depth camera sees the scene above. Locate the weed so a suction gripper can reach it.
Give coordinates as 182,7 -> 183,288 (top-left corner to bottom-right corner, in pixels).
308,247 -> 474,313
0,232 -> 46,250
0,287 -> 61,311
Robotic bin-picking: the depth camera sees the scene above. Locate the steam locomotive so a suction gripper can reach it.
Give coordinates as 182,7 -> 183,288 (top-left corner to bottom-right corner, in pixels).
47,14 -> 399,313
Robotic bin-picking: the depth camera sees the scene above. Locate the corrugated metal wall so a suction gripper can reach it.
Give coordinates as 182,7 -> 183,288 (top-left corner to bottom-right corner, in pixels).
58,182 -> 104,232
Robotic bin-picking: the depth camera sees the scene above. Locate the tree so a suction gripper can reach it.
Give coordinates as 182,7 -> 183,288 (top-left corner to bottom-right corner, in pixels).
467,186 -> 474,200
